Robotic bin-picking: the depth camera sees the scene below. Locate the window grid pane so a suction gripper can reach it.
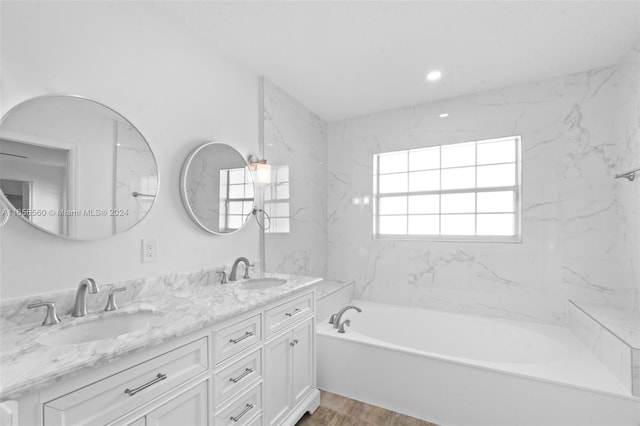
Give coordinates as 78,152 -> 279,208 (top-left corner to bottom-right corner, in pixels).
373,136 -> 520,238
265,165 -> 291,234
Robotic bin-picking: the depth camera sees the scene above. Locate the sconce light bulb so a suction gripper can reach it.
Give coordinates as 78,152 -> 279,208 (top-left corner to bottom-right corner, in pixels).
255,161 -> 271,184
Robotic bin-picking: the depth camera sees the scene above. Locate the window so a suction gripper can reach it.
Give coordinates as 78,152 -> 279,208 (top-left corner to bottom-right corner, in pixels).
219,167 -> 254,232
373,136 -> 521,241
264,165 -> 290,233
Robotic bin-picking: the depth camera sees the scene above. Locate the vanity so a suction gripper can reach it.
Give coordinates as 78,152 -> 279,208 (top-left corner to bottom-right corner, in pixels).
0,272 -> 321,426
0,94 -> 317,425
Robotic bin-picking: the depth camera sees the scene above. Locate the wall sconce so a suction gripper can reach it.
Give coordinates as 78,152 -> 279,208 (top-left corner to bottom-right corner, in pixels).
248,155 -> 271,184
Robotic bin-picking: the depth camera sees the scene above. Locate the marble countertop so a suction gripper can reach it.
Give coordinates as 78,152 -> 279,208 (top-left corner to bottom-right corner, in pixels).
0,272 -> 321,401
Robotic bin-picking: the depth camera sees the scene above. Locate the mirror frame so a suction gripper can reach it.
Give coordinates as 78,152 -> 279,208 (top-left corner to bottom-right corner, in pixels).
0,94 -> 160,240
180,141 -> 255,235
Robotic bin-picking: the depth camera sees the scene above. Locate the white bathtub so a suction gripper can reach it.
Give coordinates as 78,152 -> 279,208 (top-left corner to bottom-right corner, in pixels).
317,300 -> 640,426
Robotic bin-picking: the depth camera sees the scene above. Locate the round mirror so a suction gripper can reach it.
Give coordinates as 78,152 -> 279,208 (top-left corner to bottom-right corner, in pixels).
0,95 -> 158,240
180,142 -> 255,235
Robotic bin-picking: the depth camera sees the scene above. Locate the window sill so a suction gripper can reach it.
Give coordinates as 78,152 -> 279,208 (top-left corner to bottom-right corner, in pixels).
373,234 -> 522,243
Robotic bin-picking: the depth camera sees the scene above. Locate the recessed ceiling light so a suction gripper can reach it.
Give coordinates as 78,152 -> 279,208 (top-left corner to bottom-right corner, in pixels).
439,113 -> 449,118
426,70 -> 442,82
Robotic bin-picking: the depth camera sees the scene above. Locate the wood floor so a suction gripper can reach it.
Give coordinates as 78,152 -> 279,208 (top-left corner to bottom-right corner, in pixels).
296,391 -> 437,426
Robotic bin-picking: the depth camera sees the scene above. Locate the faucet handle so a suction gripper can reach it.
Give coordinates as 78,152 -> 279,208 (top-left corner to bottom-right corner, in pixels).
218,270 -> 228,284
27,302 -> 61,326
243,264 -> 251,279
105,287 -> 126,311
329,313 -> 338,324
338,319 -> 351,334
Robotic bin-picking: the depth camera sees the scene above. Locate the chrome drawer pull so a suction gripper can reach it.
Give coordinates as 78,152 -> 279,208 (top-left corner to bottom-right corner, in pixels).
124,373 -> 167,396
230,403 -> 254,422
229,368 -> 253,383
229,331 -> 253,344
285,308 -> 301,317
289,339 -> 299,347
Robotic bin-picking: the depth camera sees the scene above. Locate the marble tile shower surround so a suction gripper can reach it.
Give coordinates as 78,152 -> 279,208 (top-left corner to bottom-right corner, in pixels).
0,263 -> 258,329
568,301 -> 640,396
326,43 -> 640,325
263,80 -> 328,277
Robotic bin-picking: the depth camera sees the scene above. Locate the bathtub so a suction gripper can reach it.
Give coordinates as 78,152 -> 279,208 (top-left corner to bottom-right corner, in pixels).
317,300 -> 640,426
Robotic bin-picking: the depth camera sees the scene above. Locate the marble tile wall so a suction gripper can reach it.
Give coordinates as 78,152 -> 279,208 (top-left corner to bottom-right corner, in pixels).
568,302 -> 634,393
326,44 -> 640,324
263,80 -> 328,277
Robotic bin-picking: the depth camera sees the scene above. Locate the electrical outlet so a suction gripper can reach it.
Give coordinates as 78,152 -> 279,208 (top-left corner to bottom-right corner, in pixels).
142,238 -> 157,263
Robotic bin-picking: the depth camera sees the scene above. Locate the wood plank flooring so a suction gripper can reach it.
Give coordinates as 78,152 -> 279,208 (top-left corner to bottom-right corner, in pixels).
296,391 -> 438,426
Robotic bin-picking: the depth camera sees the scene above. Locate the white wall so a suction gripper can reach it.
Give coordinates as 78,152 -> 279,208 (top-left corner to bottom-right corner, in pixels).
0,1 -> 260,299
327,45 -> 640,324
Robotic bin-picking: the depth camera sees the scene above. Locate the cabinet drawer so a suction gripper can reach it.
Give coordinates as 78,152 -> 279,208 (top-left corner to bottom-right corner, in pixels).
43,338 -> 208,426
214,314 -> 262,365
214,348 -> 262,408
265,293 -> 313,336
215,383 -> 262,426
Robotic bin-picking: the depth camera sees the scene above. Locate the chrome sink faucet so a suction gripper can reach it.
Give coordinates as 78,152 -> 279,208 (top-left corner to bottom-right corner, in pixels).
330,305 -> 362,331
72,278 -> 100,317
229,257 -> 251,281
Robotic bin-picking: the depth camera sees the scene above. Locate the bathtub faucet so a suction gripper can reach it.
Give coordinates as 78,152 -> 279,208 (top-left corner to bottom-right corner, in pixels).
330,305 -> 362,331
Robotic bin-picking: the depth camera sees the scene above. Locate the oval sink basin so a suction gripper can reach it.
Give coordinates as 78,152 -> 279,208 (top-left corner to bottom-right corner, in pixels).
39,312 -> 163,346
238,278 -> 287,290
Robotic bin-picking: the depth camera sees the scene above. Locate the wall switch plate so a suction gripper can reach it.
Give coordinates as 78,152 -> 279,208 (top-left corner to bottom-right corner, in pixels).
142,238 -> 157,263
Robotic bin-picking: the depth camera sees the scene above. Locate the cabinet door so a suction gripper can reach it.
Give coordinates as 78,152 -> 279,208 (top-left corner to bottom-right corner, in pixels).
145,380 -> 208,426
292,319 -> 314,406
264,332 -> 293,426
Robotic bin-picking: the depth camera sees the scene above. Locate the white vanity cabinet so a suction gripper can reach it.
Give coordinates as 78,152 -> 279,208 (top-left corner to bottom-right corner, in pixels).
264,319 -> 314,426
42,338 -> 209,426
121,379 -> 209,426
263,292 -> 316,426
10,289 -> 319,426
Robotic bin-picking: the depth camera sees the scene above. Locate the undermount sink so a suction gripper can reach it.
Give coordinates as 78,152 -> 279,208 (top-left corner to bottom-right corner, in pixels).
38,311 -> 163,346
238,278 -> 287,290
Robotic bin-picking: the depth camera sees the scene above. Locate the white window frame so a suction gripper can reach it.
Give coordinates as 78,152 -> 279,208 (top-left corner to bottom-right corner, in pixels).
264,165 -> 290,234
373,135 -> 522,242
219,167 -> 254,232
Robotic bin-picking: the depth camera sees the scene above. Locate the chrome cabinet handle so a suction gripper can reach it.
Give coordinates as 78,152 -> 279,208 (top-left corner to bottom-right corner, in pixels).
27,302 -> 61,326
230,404 -> 254,422
124,373 -> 167,396
229,368 -> 253,383
289,339 -> 299,347
285,308 -> 301,317
229,331 -> 253,344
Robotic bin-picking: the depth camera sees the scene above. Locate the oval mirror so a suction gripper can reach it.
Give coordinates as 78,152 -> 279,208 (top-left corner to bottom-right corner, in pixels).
180,142 -> 255,235
0,95 -> 158,240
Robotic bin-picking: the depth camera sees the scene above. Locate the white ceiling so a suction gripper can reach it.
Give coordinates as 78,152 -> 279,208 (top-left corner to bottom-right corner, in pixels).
154,1 -> 640,122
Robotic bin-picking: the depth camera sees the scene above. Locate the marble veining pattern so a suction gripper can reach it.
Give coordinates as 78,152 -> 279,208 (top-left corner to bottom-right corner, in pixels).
326,43 -> 640,324
263,80 -> 328,278
0,269 -> 321,401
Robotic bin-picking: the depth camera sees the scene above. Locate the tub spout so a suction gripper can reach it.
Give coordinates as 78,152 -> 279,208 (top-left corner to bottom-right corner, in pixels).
332,305 -> 362,329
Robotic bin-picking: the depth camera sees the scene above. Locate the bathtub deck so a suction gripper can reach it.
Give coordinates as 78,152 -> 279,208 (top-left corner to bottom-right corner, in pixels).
296,391 -> 438,426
